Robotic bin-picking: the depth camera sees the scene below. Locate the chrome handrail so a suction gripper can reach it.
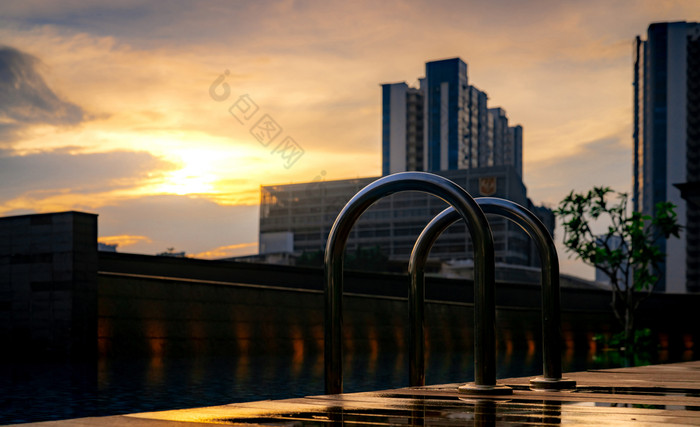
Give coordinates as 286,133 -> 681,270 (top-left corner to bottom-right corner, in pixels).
408,197 -> 576,391
323,172 -> 510,395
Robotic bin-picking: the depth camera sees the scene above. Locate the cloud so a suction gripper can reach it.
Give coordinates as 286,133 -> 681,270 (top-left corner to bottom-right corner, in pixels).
525,135 -> 631,207
0,148 -> 176,211
192,242 -> 259,259
0,45 -> 85,144
98,234 -> 151,248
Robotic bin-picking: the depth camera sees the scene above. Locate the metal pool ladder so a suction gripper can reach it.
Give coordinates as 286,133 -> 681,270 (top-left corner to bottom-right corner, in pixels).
323,172 -> 574,395
408,198 -> 576,391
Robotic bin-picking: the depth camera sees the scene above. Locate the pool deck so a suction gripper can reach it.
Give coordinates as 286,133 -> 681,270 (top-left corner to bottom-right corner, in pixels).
17,360 -> 700,426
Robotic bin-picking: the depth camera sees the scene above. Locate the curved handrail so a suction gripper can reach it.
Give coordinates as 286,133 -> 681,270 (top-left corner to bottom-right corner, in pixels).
408,197 -> 576,390
324,172 -> 509,395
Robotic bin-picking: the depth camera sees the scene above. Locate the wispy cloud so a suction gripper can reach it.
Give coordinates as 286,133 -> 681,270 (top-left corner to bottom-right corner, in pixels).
192,242 -> 258,259
0,45 -> 84,144
0,148 -> 176,214
98,234 -> 151,248
525,133 -> 631,206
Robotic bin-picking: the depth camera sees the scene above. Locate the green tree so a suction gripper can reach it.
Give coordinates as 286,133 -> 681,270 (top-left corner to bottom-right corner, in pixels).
555,187 -> 681,349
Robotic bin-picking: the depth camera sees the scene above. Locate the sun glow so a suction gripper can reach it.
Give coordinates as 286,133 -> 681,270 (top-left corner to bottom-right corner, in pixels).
147,143 -> 247,197
157,165 -> 218,196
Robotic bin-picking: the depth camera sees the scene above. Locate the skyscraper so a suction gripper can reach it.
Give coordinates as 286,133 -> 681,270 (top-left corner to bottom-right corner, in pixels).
508,125 -> 524,178
633,21 -> 700,293
381,82 -> 424,175
424,58 -> 469,171
487,107 -> 509,168
464,85 -> 488,169
381,58 -> 523,177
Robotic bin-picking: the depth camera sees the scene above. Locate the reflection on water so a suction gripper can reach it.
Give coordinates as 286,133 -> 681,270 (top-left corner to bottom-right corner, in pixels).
0,344 -> 695,424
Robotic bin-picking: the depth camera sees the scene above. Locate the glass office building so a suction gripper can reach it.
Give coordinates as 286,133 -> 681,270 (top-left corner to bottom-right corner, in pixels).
633,22 -> 700,292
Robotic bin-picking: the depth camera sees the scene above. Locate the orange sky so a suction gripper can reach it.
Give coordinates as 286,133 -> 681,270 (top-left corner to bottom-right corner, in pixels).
1,0 -> 699,279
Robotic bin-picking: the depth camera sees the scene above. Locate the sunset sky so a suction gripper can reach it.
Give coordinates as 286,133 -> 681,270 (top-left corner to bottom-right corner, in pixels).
1,0 -> 699,278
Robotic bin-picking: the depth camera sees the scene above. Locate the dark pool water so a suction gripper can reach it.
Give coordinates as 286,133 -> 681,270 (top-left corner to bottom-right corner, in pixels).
0,348 -> 692,425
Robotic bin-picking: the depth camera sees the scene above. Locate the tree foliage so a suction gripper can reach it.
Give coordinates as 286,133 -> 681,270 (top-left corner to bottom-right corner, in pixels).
555,187 -> 681,348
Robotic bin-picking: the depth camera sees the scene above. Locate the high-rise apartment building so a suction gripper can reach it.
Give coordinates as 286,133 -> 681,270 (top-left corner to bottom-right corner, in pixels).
381,82 -> 424,174
382,58 -> 523,177
487,107 -> 509,168
633,21 -> 700,293
508,125 -> 524,178
464,85 -> 488,169
424,58 -> 469,171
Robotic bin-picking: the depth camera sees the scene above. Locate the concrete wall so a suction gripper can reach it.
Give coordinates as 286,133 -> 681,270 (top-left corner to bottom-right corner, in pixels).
95,252 -> 612,360
95,253 -> 700,361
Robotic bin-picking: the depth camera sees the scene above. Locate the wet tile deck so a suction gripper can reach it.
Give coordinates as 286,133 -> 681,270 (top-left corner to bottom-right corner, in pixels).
18,360 -> 700,425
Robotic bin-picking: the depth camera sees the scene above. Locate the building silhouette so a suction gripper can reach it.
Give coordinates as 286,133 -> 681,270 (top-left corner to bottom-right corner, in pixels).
633,21 -> 700,293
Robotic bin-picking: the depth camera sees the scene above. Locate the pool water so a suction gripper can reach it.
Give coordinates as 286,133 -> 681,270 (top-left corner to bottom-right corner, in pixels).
0,348 -> 683,424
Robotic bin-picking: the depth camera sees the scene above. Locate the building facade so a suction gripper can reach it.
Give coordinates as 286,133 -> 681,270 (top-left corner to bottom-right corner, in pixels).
633,21 -> 700,293
381,58 -> 523,177
424,58 -> 469,172
259,166 -> 553,267
464,85 -> 489,170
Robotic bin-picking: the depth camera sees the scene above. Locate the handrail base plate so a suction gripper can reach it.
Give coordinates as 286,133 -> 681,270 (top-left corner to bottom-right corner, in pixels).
529,377 -> 577,391
458,383 -> 513,395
